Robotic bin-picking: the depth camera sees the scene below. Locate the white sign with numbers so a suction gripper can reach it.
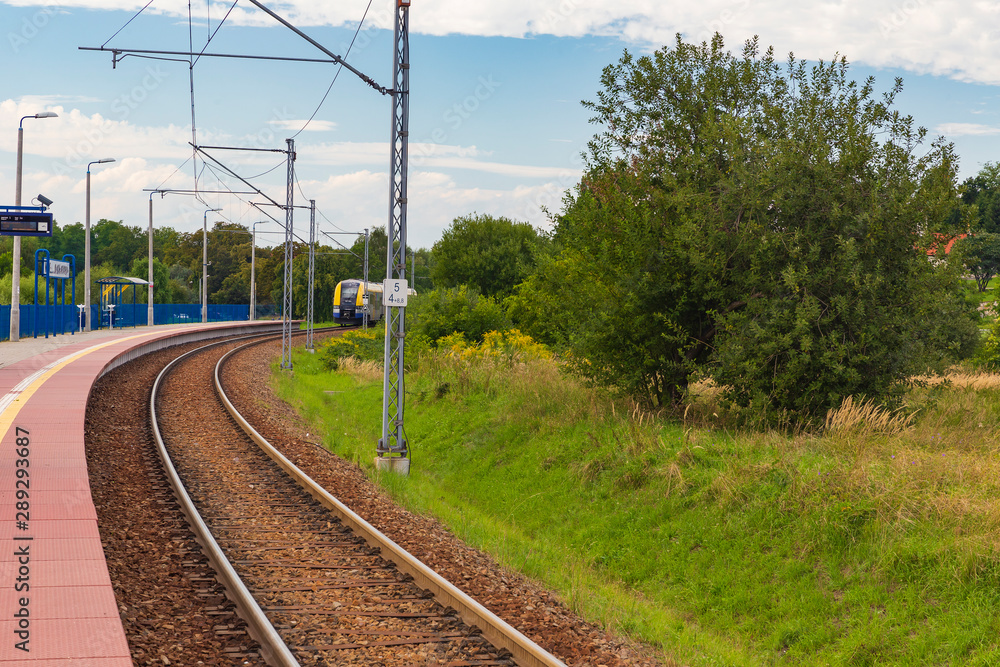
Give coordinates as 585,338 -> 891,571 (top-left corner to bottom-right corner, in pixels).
383,279 -> 409,307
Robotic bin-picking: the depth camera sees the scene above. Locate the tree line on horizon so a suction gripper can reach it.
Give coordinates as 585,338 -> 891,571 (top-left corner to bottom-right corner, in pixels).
0,218 -> 434,322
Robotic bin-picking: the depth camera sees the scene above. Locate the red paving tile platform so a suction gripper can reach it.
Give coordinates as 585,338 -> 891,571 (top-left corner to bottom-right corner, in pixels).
0,321 -> 282,664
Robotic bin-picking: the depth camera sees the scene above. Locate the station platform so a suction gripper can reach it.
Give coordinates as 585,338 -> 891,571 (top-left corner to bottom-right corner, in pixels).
0,321 -> 283,664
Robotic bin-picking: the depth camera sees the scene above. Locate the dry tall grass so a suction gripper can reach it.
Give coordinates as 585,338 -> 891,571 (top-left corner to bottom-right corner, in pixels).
336,356 -> 383,383
824,396 -> 916,436
914,371 -> 1000,391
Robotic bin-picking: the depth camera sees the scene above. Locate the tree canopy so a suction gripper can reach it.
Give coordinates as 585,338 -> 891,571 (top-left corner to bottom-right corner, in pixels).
960,162 -> 1000,233
431,213 -> 548,298
954,232 -> 1000,292
513,34 -> 978,421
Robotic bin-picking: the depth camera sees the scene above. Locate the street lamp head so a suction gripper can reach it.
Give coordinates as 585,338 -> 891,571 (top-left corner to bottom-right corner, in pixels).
19,111 -> 58,128
87,158 -> 116,172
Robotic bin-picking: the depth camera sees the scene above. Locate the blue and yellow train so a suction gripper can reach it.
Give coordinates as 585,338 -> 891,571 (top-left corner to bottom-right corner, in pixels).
333,279 -> 383,325
333,279 -> 417,325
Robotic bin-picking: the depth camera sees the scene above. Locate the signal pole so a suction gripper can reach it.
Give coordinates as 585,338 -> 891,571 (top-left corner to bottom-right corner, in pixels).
378,0 -> 411,474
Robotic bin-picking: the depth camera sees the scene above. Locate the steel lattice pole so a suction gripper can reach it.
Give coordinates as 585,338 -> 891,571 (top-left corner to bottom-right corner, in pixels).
363,228 -> 369,331
281,138 -> 295,370
307,199 -> 316,351
379,0 -> 410,466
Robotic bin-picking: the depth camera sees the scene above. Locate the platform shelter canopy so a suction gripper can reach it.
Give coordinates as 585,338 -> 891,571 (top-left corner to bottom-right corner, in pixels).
96,276 -> 151,330
96,276 -> 151,286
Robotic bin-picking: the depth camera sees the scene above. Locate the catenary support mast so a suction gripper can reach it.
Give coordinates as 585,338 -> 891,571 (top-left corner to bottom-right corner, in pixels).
378,0 -> 411,471
306,199 -> 316,351
363,228 -> 370,331
281,138 -> 295,370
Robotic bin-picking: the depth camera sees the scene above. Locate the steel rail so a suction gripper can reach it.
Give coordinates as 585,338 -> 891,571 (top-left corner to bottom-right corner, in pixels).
150,330 -> 302,667
215,341 -> 569,667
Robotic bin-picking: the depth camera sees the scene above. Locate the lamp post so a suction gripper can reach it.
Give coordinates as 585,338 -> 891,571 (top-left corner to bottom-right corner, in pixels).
11,111 -> 57,341
202,208 -> 221,323
251,221 -> 266,321
84,158 -> 115,332
148,192 -> 155,327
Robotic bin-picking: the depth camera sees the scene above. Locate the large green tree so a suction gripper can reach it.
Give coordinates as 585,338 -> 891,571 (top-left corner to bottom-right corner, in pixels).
961,162 -> 1000,233
431,213 -> 547,298
516,34 -> 977,419
91,219 -> 145,270
129,257 -> 172,303
954,232 -> 1000,292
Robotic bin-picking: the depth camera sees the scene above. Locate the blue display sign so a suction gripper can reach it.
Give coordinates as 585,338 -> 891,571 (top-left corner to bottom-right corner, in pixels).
0,206 -> 53,237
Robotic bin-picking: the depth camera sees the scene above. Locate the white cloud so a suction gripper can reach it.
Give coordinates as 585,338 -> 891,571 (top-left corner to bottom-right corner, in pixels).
269,119 -> 337,132
0,98 -> 194,166
936,122 -> 1000,136
12,0 -> 1000,84
274,168 -> 569,248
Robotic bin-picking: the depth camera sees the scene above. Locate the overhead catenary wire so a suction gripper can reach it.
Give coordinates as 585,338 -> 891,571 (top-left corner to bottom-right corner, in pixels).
244,0 -> 391,96
187,0 -> 236,208
242,159 -> 288,181
188,0 -> 202,205
193,143 -> 287,211
88,0 -> 390,198
317,207 -> 355,234
194,155 -> 327,247
193,0 -> 239,69
100,0 -> 154,48
290,0 -> 376,139
94,1 -> 387,326
89,0 -> 389,227
292,172 -> 368,247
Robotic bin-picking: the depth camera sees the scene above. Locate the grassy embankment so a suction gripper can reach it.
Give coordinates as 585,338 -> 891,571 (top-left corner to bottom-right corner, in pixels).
274,331 -> 1000,667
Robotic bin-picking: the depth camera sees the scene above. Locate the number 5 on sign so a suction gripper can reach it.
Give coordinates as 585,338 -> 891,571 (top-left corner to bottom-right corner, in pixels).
384,279 -> 409,307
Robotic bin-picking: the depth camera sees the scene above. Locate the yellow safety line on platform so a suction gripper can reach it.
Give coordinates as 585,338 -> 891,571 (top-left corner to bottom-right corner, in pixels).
0,329 -> 175,443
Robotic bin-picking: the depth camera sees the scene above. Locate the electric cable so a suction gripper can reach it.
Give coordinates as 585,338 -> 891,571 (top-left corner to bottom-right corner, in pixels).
101,0 -> 154,48
154,154 -> 195,192
290,0 -> 375,139
317,207 -> 353,234
242,159 -> 288,181
193,1 -> 239,68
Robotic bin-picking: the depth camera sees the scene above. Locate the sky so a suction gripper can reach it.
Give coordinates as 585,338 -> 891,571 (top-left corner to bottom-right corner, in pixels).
1,0 -> 999,252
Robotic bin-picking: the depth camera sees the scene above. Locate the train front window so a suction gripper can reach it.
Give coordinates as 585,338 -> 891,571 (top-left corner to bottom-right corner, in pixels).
341,283 -> 359,305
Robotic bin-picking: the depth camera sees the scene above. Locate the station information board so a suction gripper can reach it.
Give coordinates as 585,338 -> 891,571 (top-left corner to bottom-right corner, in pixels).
0,207 -> 53,237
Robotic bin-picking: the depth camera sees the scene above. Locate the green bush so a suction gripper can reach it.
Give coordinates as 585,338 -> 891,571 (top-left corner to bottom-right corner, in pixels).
407,284 -> 510,344
319,326 -> 385,370
319,324 -> 433,372
975,317 -> 1000,370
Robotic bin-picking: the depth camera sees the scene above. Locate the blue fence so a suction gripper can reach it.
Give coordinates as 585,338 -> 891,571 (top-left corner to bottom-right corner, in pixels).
0,303 -> 255,341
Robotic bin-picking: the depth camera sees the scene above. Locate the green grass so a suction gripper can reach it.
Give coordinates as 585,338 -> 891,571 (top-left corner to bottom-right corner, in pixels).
274,344 -> 1000,666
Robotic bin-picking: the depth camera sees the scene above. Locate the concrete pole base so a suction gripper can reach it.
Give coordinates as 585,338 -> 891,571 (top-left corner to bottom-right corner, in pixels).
374,456 -> 410,476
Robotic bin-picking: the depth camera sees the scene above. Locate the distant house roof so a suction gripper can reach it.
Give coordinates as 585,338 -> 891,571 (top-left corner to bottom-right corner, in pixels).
925,233 -> 967,257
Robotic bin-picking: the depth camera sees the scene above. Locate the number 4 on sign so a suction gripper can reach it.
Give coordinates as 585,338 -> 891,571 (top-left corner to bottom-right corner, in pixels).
383,279 -> 409,307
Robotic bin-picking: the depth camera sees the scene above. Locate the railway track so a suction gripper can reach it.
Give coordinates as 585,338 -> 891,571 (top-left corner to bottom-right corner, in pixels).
150,332 -> 567,666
